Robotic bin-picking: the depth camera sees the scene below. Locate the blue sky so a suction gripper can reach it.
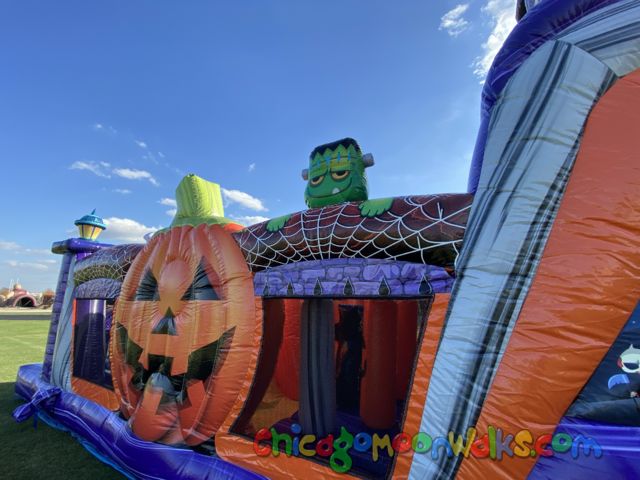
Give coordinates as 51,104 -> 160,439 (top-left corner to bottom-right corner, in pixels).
0,0 -> 516,291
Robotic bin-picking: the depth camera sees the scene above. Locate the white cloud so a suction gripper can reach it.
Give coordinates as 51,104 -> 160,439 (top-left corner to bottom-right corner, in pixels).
70,160 -> 111,178
473,0 -> 517,78
101,217 -> 162,243
113,168 -> 159,186
0,240 -> 20,251
40,260 -> 57,264
221,188 -> 268,212
100,161 -> 111,167
159,198 -> 177,216
440,4 -> 470,37
113,168 -> 151,180
249,163 -> 256,172
135,140 -> 147,148
5,260 -> 49,271
158,152 -> 165,158
230,215 -> 270,226
158,198 -> 177,207
114,189 -> 132,194
93,123 -> 116,133
4,246 -> 53,256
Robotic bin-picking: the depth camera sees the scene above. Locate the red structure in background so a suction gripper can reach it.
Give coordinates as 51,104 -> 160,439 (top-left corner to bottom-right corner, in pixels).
5,284 -> 37,308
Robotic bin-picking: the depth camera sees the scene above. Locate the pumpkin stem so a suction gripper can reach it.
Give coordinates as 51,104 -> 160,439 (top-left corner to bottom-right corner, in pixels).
154,174 -> 243,235
176,174 -> 224,218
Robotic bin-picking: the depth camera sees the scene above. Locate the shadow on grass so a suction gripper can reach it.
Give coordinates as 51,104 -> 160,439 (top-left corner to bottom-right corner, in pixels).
0,382 -> 124,480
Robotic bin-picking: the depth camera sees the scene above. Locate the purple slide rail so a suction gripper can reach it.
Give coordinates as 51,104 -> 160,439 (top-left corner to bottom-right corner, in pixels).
14,364 -> 265,480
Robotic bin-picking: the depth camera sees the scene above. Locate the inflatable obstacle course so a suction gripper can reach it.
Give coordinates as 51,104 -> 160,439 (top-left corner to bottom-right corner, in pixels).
13,1 -> 640,479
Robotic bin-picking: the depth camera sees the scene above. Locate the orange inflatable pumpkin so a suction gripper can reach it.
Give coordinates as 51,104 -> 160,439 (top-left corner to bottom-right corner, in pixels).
111,223 -> 256,446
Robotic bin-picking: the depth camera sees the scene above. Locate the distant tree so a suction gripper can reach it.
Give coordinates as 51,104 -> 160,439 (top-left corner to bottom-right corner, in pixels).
41,288 -> 55,307
42,289 -> 55,299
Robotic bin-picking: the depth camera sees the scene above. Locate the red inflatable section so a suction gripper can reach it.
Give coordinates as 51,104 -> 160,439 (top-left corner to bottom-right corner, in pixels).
274,299 -> 302,400
360,300 -> 397,430
396,301 -> 418,399
275,299 -> 368,401
273,298 -> 419,417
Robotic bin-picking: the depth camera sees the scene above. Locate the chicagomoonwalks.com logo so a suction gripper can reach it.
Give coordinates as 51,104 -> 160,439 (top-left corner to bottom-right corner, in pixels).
253,425 -> 602,473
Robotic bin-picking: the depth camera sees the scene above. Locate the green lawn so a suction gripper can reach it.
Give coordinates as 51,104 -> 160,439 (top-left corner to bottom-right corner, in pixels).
0,310 -> 51,314
0,321 -> 124,479
0,311 -> 51,316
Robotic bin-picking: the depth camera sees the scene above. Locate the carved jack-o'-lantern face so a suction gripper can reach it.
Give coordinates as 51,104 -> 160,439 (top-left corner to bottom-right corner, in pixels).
111,223 -> 256,446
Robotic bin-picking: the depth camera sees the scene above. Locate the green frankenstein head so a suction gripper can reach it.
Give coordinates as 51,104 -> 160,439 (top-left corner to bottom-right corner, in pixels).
303,137 -> 373,209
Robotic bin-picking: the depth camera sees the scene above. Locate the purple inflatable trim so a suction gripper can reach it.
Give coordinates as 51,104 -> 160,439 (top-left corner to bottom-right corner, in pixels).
52,238 -> 114,255
43,238 -> 115,382
74,243 -> 145,286
15,364 -> 265,480
41,252 -> 73,382
527,416 -> 640,480
255,258 -> 452,297
75,278 -> 122,299
467,0 -> 625,194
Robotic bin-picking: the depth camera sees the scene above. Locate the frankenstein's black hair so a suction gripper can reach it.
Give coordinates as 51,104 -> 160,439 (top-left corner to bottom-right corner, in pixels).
310,137 -> 362,159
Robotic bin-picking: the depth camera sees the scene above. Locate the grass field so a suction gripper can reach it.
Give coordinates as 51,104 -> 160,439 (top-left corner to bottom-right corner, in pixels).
0,320 -> 124,480
0,310 -> 51,315
0,308 -> 51,316
0,308 -> 52,320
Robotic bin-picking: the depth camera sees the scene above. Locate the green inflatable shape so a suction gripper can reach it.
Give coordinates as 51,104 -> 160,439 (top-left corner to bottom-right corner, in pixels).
266,137 -> 395,233
154,174 -> 238,235
304,138 -> 370,209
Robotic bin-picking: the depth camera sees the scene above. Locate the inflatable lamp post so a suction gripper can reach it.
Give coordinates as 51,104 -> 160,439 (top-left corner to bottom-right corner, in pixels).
74,209 -> 106,242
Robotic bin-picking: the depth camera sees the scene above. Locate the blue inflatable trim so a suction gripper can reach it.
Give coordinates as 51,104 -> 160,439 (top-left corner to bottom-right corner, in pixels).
467,0 -> 626,193
14,364 -> 266,480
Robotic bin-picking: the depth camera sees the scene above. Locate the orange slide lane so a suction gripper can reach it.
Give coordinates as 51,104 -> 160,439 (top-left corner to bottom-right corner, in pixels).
458,69 -> 640,480
392,294 -> 449,480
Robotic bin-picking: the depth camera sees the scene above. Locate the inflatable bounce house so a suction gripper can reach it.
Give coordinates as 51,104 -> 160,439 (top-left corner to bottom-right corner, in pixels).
4,284 -> 37,308
12,1 -> 640,479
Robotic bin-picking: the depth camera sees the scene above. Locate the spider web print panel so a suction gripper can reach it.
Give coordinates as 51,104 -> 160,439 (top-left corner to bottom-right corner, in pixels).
231,194 -> 474,273
74,243 -> 145,287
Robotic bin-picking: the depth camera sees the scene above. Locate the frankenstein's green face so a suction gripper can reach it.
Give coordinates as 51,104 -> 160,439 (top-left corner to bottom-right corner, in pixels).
304,143 -> 369,208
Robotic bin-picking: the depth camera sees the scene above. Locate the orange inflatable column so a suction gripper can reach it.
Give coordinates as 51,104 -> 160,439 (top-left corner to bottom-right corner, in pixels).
232,298 -> 285,435
392,295 -> 449,480
360,300 -> 397,430
396,301 -> 418,399
456,68 -> 640,480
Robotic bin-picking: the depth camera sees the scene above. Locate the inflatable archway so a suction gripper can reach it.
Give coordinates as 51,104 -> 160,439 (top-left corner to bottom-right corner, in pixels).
12,1 -> 640,479
5,284 -> 37,308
